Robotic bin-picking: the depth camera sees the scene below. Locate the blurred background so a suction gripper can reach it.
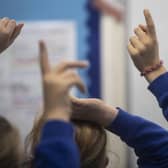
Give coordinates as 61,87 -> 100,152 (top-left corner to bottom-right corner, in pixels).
0,0 -> 168,167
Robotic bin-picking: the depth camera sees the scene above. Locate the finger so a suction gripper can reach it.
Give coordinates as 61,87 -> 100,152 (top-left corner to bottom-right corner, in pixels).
39,40 -> 50,75
70,95 -> 89,106
8,23 -> 24,45
63,71 -> 87,93
129,36 -> 144,50
62,71 -> 78,78
6,20 -> 16,37
139,24 -> 148,33
67,75 -> 86,94
70,95 -> 81,104
0,17 -> 10,27
127,43 -> 139,56
143,9 -> 156,36
134,27 -> 146,42
56,61 -> 89,74
10,24 -> 24,41
70,96 -> 84,109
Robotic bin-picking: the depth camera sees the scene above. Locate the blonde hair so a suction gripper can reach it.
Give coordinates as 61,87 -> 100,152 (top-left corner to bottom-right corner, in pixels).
26,116 -> 107,168
74,120 -> 107,168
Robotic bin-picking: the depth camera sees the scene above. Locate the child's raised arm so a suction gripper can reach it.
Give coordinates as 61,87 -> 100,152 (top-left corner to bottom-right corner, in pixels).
34,41 -> 88,168
128,9 -> 167,83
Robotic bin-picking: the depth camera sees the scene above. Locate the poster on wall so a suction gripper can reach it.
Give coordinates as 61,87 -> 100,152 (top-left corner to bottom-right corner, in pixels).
0,21 -> 77,138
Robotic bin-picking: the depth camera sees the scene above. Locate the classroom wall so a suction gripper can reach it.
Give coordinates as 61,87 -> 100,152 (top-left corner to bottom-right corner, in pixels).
128,0 -> 168,167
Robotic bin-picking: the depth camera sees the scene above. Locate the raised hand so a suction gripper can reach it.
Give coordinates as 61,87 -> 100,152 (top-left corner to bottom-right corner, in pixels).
128,9 -> 167,82
71,96 -> 118,127
0,18 -> 24,53
39,41 -> 88,121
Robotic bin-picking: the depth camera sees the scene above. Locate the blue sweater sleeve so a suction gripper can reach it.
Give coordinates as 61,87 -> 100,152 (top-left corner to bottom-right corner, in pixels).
108,109 -> 168,168
34,120 -> 80,168
148,72 -> 168,121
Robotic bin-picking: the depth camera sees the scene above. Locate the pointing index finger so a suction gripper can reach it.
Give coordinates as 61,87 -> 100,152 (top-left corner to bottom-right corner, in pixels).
143,9 -> 156,36
39,41 -> 50,75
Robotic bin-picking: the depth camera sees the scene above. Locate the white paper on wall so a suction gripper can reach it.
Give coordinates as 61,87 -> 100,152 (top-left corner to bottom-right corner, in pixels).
104,0 -> 125,10
0,21 -> 77,140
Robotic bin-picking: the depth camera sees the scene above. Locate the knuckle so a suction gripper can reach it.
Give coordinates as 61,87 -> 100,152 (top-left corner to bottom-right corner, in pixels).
129,37 -> 134,42
139,46 -> 146,54
11,19 -> 16,23
2,29 -> 9,36
73,74 -> 80,81
131,37 -> 135,41
133,51 -> 139,57
144,39 -> 152,46
61,61 -> 68,67
69,72 -> 77,78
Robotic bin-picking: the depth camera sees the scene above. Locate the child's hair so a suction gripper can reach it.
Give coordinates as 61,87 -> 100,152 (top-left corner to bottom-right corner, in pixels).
0,116 -> 21,168
26,115 -> 107,168
73,120 -> 107,168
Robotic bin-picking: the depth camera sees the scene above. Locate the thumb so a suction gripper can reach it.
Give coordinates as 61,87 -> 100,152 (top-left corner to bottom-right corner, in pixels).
70,95 -> 85,106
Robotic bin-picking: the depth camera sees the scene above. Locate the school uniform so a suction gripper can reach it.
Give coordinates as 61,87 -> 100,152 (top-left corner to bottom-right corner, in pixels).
34,72 -> 168,168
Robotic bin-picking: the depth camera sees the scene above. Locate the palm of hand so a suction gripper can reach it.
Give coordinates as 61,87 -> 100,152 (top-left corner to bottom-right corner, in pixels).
43,72 -> 71,111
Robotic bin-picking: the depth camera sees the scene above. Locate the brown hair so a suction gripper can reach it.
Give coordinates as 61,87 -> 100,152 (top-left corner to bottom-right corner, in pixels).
0,116 -> 21,168
26,116 -> 107,168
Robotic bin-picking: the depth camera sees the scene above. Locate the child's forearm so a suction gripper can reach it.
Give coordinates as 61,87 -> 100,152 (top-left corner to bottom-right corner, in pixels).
108,109 -> 168,167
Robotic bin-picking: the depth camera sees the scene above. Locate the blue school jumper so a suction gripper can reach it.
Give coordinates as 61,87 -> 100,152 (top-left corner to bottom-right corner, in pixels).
35,72 -> 168,168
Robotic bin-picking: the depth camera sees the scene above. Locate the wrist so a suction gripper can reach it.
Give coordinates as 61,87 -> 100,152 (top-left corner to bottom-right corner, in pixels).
105,108 -> 119,127
45,107 -> 71,122
145,65 -> 167,83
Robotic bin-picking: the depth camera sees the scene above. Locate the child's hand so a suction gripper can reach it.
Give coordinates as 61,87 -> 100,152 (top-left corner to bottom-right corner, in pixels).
128,9 -> 167,82
128,9 -> 159,71
0,18 -> 24,54
71,96 -> 118,127
39,41 -> 88,121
